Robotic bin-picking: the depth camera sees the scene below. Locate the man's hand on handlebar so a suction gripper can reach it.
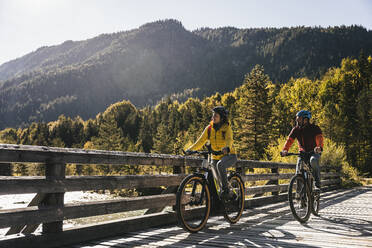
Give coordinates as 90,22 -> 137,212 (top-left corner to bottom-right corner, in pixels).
314,146 -> 322,154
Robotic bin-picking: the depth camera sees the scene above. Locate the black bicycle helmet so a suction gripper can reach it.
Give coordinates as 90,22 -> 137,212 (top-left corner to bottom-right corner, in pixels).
213,106 -> 229,123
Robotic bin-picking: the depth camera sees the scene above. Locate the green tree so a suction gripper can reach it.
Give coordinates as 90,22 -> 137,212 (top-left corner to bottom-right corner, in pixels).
83,119 -> 99,143
136,107 -> 155,153
92,112 -> 125,152
23,122 -> 50,146
0,128 -> 19,144
50,115 -> 74,147
234,65 -> 272,159
318,57 -> 372,174
152,122 -> 174,154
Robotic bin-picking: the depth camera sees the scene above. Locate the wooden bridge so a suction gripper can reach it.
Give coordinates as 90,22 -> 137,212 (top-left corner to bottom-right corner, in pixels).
67,186 -> 372,248
0,144 -> 370,248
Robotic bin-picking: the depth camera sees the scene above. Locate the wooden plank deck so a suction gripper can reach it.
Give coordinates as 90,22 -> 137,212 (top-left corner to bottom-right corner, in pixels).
69,186 -> 372,248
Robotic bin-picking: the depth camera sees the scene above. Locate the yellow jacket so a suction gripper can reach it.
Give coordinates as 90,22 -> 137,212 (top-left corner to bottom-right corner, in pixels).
188,122 -> 236,160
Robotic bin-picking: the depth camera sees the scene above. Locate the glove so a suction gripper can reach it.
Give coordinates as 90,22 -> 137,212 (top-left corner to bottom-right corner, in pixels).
185,149 -> 192,155
314,147 -> 322,154
280,150 -> 288,157
222,146 -> 230,155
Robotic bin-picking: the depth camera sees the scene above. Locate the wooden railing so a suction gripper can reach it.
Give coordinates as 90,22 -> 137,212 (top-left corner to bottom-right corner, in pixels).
0,144 -> 341,248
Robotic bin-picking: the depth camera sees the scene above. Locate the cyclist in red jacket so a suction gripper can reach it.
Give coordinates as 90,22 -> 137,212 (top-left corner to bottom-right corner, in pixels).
281,110 -> 323,190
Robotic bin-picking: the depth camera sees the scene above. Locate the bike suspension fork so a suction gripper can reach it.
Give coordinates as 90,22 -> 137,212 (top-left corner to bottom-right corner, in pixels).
192,173 -> 208,205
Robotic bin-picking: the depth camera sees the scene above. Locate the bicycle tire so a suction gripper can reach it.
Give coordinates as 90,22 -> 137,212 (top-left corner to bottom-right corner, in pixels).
223,173 -> 245,223
176,174 -> 211,233
311,190 -> 320,216
288,174 -> 311,223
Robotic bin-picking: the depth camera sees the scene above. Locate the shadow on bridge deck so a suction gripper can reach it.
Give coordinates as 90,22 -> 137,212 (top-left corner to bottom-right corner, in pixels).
70,186 -> 372,248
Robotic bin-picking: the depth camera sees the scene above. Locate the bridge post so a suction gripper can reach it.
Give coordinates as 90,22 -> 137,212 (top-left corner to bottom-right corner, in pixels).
0,162 -> 12,176
41,161 -> 66,234
271,167 -> 279,196
173,163 -> 185,174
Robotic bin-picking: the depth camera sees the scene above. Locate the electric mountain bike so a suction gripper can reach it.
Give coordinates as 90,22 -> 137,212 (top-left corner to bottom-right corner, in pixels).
283,151 -> 320,223
175,150 -> 245,233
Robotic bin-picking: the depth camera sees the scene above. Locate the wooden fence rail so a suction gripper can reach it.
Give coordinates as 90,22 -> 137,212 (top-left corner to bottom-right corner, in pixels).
0,144 -> 341,248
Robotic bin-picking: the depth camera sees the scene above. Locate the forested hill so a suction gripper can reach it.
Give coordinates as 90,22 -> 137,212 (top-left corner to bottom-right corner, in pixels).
1,19 -> 372,129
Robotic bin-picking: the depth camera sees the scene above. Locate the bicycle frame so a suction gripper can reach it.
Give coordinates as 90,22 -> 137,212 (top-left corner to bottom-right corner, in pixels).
186,150 -> 238,202
196,153 -> 224,199
287,151 -> 321,218
296,153 -> 316,194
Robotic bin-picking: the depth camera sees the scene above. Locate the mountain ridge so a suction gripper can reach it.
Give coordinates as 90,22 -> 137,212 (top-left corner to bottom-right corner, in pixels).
1,19 -> 372,129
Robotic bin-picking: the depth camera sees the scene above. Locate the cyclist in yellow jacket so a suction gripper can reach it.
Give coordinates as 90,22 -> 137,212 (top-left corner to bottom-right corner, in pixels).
185,106 -> 237,200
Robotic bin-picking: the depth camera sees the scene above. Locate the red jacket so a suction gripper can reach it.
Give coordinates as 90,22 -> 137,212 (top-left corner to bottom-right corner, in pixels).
283,123 -> 323,152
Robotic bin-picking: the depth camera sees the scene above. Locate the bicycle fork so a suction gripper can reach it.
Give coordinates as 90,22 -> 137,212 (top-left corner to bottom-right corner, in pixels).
302,171 -> 319,207
190,172 -> 209,206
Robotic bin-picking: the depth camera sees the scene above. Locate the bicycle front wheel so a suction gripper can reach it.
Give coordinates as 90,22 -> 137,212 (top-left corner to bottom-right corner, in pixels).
312,190 -> 320,216
176,174 -> 211,233
223,173 -> 245,223
288,175 -> 311,223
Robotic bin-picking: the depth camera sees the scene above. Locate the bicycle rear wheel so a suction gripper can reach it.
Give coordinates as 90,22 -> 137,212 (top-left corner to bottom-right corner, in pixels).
176,174 -> 211,233
223,173 -> 245,223
288,175 -> 311,223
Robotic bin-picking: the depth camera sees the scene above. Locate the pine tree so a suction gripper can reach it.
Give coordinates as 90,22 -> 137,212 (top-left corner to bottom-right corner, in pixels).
27,123 -> 50,146
92,113 -> 124,151
234,65 -> 272,160
83,119 -> 99,143
0,128 -> 18,144
51,115 -> 74,147
152,122 -> 174,154
91,113 -> 125,175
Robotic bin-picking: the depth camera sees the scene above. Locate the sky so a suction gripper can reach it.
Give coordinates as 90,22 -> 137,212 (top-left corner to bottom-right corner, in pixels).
0,0 -> 371,65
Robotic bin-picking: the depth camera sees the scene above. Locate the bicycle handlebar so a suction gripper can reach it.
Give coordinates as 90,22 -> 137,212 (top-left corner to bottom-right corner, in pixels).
182,149 -> 223,156
282,152 -> 301,156
280,151 -> 320,157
